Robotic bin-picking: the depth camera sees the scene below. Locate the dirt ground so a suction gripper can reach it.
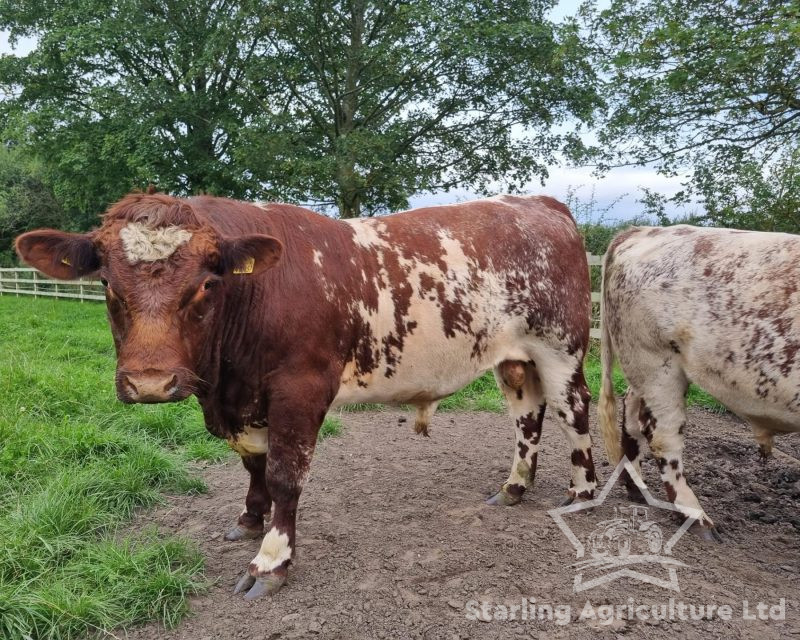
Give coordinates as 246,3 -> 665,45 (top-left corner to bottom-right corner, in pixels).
124,405 -> 800,640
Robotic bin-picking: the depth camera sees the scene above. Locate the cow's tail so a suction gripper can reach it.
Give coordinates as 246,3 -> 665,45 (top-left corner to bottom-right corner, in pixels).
598,250 -> 622,465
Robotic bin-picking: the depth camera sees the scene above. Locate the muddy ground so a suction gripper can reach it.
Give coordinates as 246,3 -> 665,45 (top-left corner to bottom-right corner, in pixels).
125,406 -> 800,640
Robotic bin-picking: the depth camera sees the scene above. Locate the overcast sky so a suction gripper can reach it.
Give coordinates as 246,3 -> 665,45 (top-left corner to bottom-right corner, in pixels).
0,0 -> 690,222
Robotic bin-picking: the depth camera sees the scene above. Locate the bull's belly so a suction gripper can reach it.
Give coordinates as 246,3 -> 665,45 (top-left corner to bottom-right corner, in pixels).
331,322 -> 529,408
685,359 -> 800,434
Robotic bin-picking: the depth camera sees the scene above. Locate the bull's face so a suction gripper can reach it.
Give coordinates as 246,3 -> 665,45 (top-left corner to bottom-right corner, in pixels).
15,198 -> 282,404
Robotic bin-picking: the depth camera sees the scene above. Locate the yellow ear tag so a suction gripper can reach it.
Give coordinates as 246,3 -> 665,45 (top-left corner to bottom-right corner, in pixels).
232,256 -> 255,275
60,257 -> 72,266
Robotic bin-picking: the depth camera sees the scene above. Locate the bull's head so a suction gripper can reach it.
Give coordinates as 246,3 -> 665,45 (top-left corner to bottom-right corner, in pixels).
15,193 -> 282,404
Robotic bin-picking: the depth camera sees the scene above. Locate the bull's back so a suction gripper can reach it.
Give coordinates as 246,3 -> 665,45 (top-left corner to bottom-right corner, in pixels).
332,195 -> 590,406
605,225 -> 800,428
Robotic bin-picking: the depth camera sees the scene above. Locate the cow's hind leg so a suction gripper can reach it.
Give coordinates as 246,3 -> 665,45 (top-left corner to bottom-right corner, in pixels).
620,390 -> 649,503
630,368 -> 720,541
487,360 -> 546,506
535,348 -> 597,505
225,453 -> 271,541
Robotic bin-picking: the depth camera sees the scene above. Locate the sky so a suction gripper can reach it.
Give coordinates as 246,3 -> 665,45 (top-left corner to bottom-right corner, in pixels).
0,0 -> 690,222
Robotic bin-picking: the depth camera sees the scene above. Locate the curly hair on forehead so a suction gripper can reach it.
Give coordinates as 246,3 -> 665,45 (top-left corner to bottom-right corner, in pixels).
103,192 -> 201,229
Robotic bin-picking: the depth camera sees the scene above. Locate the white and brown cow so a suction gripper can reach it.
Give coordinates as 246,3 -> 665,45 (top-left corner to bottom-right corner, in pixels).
16,192 -> 596,599
599,224 -> 800,539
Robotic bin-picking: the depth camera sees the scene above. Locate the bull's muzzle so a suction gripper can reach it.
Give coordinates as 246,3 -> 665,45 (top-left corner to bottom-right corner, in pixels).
116,368 -> 191,404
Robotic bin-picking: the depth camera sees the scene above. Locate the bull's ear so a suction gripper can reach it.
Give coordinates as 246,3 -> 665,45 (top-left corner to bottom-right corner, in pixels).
15,230 -> 100,280
218,234 -> 283,276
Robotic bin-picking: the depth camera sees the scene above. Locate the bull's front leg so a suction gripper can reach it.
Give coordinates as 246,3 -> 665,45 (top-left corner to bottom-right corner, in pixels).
225,453 -> 271,541
233,389 -> 326,600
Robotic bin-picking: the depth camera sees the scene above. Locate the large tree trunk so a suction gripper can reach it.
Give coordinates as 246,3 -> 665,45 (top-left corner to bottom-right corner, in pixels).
336,158 -> 362,218
334,1 -> 365,219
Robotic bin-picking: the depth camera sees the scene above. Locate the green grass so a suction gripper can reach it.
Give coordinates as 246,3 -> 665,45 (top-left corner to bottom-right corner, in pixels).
0,297 -> 220,639
319,415 -> 343,439
0,295 -> 349,640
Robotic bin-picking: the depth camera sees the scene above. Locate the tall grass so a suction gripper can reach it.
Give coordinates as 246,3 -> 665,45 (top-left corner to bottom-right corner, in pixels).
0,297 -> 218,639
0,295 -> 347,639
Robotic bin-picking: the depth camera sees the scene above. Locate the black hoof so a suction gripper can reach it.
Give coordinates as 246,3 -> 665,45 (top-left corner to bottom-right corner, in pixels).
233,572 -> 256,594
558,492 -> 594,507
224,524 -> 263,542
688,520 -> 723,543
243,572 -> 287,600
486,488 -> 522,506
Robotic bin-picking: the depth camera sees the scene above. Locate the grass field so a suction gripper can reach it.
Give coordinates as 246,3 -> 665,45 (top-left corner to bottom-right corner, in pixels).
0,296 -> 340,640
0,295 -> 723,638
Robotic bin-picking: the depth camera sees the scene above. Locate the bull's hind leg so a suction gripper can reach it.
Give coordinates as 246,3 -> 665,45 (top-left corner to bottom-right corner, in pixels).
620,390 -> 649,503
535,348 -> 597,504
487,360 -> 546,506
629,366 -> 720,540
225,453 -> 271,541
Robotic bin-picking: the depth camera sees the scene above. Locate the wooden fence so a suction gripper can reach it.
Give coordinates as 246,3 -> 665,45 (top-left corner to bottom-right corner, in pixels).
2,254 -> 605,337
587,253 -> 602,340
0,268 -> 105,301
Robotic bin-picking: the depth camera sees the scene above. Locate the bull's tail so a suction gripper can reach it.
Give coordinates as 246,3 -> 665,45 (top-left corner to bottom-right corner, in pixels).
598,250 -> 622,465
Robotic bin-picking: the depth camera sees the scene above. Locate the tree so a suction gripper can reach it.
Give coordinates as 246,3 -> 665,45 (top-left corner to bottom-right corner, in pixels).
588,0 -> 800,228
232,0 -> 602,217
0,0 -> 276,217
0,146 -> 68,265
1,0 -> 601,220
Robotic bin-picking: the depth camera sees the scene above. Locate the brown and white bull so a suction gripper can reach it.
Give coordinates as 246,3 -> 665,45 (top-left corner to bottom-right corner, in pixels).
16,192 -> 597,598
599,225 -> 800,539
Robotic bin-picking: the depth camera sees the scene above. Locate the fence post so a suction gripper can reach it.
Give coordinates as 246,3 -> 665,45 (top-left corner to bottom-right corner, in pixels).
15,270 -> 19,297
33,270 -> 38,299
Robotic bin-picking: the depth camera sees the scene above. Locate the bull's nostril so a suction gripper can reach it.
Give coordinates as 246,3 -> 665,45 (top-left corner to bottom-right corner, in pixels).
163,375 -> 178,395
124,375 -> 139,398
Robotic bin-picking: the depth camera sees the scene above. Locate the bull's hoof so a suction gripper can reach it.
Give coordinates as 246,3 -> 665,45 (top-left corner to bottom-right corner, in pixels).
224,524 -> 263,542
688,520 -> 723,543
233,572 -> 256,594
486,488 -> 522,506
234,568 -> 287,600
558,491 -> 594,507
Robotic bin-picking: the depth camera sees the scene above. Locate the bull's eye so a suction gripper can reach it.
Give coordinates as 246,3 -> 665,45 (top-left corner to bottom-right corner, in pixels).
100,278 -> 109,287
203,280 -> 214,290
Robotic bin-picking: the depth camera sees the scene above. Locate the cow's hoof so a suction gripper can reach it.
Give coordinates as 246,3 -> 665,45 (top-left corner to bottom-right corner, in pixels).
486,488 -> 521,506
234,569 -> 287,600
688,521 -> 723,543
558,492 -> 593,507
225,524 -> 263,542
233,572 -> 256,594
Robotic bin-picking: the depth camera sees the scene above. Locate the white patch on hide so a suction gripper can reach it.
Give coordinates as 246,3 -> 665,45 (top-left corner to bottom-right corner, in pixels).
227,425 -> 269,456
250,528 -> 292,574
119,222 -> 192,263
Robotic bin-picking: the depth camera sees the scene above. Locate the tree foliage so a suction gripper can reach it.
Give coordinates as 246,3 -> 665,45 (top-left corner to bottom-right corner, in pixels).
0,0 -> 601,220
589,0 -> 800,229
0,0 -> 275,216
239,0 -> 601,217
0,146 -> 68,265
